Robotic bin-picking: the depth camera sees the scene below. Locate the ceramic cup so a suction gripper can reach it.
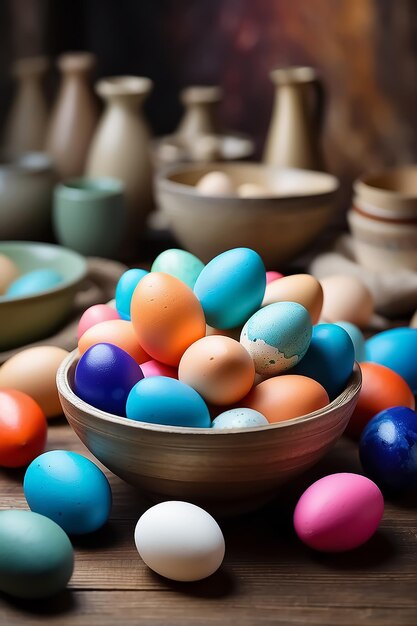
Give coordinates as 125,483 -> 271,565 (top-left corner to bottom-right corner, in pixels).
53,177 -> 126,258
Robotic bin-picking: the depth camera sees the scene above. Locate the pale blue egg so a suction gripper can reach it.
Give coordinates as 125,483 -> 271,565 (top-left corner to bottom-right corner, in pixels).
334,321 -> 366,362
365,328 -> 417,393
6,269 -> 62,297
240,302 -> 312,375
115,268 -> 148,320
212,408 -> 268,429
151,249 -> 204,289
193,248 -> 266,329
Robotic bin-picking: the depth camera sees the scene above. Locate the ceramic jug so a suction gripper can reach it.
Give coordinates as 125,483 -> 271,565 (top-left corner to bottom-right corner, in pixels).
86,76 -> 153,237
263,67 -> 325,171
3,57 -> 49,158
45,52 -> 98,179
176,86 -> 222,145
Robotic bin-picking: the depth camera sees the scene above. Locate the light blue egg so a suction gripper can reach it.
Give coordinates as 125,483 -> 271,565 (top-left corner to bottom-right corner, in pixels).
292,323 -> 355,400
240,301 -> 312,375
193,247 -> 266,329
24,450 -> 112,535
151,249 -> 204,289
115,268 -> 148,320
365,328 -> 417,393
212,408 -> 268,429
334,321 -> 366,362
6,269 -> 62,297
126,376 -> 211,428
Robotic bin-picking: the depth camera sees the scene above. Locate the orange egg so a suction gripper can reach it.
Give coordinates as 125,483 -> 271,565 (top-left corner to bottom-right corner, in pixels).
131,272 -> 206,366
78,320 -> 149,364
346,362 -> 415,439
179,335 -> 255,405
244,375 -> 329,423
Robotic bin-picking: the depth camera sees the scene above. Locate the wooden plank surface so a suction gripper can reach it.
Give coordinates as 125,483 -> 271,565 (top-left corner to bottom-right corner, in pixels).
0,418 -> 416,626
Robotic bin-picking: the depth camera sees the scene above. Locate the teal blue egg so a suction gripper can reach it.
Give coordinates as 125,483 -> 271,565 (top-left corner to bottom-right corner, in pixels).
365,328 -> 417,393
212,408 -> 268,429
6,269 -> 62,297
151,249 -> 204,289
240,302 -> 312,375
115,268 -> 148,320
335,321 -> 366,362
0,509 -> 73,599
193,248 -> 266,329
126,376 -> 211,427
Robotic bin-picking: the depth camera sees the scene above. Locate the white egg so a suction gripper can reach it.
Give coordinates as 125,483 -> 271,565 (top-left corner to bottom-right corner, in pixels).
0,254 -> 19,295
212,408 -> 268,429
195,171 -> 235,196
134,501 -> 225,582
237,183 -> 270,198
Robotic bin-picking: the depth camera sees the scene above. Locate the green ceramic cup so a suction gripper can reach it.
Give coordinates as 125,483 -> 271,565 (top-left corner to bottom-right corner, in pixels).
53,177 -> 126,258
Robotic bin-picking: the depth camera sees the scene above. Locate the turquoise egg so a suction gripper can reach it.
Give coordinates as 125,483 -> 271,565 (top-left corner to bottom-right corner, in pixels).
193,248 -> 266,329
0,509 -> 73,599
115,268 -> 148,320
335,321 -> 366,362
126,376 -> 211,427
151,249 -> 204,289
365,328 -> 417,393
240,302 -> 312,375
6,269 -> 62,297
212,408 -> 268,429
24,450 -> 112,535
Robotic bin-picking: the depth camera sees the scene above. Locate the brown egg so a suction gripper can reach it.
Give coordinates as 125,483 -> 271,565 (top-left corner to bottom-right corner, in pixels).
0,254 -> 19,294
179,335 -> 255,405
244,375 -> 329,423
78,319 -> 149,364
262,274 -> 323,324
0,346 -> 69,418
320,275 -> 374,328
205,324 -> 242,342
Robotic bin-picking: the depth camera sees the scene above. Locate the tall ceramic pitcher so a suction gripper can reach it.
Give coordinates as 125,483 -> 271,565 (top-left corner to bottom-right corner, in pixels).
86,76 -> 153,238
263,67 -> 324,171
46,52 -> 98,179
3,56 -> 49,158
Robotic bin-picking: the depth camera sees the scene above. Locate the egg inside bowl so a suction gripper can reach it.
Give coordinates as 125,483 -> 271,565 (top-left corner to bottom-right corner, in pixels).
57,351 -> 361,516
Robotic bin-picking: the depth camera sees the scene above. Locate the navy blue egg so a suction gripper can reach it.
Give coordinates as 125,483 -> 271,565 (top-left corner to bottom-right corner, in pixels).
359,406 -> 417,492
126,376 -> 211,428
365,328 -> 417,393
291,323 -> 355,400
75,343 -> 143,416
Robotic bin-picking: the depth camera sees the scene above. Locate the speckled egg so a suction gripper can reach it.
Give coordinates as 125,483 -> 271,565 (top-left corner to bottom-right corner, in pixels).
115,268 -> 148,320
262,274 -> 323,324
211,408 -> 268,429
151,249 -> 204,289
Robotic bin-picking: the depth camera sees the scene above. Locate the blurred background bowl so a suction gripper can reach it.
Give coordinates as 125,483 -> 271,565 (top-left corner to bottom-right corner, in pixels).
354,165 -> 417,220
155,162 -> 339,267
58,352 -> 361,516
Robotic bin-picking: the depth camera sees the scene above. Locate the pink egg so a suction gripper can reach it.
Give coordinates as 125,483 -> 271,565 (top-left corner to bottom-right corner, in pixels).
266,271 -> 284,284
293,473 -> 384,552
140,360 -> 178,379
78,304 -> 120,340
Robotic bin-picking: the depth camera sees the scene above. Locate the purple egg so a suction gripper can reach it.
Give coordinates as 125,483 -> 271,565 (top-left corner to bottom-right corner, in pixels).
74,343 -> 143,416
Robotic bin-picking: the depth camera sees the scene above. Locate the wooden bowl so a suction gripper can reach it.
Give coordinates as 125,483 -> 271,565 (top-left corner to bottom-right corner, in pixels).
155,162 -> 338,267
57,352 -> 361,516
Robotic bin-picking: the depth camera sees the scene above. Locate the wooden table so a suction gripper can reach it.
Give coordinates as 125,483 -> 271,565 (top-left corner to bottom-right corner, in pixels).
1,419 -> 416,626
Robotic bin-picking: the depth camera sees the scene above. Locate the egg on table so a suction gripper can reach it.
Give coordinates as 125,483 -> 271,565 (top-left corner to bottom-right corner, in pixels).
262,274 -> 323,324
6,268 -> 63,298
0,254 -> 19,294
320,275 -> 374,328
151,249 -> 204,290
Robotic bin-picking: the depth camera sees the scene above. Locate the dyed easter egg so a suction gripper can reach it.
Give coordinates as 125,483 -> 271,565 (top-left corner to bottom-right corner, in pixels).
346,363 -> 415,439
78,304 -> 120,339
140,360 -> 178,379
6,269 -> 62,297
131,272 -> 206,366
265,271 -> 284,284
334,321 -> 366,362
291,324 -> 355,400
240,302 -> 312,376
320,275 -> 374,328
193,248 -> 266,329
211,408 -> 268,429
126,376 -> 210,428
359,406 -> 417,491
24,450 -> 112,535
365,328 -> 417,393
0,254 -> 19,294
244,375 -> 329,423
78,319 -> 149,364
294,473 -> 384,552
151,249 -> 204,289
115,268 -> 148,320
179,336 -> 255,405
74,343 -> 143,416
0,510 -> 73,599
262,274 -> 323,324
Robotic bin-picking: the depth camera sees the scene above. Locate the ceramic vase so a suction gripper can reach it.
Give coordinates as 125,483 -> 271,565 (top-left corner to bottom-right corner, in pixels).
45,52 -> 98,179
176,86 -> 222,145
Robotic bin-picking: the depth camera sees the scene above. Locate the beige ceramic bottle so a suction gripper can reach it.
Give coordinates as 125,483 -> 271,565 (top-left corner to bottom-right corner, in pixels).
176,86 -> 222,144
3,56 -> 49,158
86,76 -> 153,238
263,67 -> 325,171
45,52 -> 98,179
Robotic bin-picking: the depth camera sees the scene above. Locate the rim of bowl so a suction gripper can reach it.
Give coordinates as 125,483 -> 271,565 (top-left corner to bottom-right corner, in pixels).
0,241 -> 87,303
55,176 -> 125,200
156,162 -> 339,202
57,350 -> 362,436
354,166 -> 417,200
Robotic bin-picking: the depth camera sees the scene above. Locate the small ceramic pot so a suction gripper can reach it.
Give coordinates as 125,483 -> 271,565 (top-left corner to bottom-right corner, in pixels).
53,177 -> 126,258
354,166 -> 417,219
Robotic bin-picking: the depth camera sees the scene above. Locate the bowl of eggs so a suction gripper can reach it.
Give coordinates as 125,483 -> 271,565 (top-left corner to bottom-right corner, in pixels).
57,247 -> 361,516
155,162 -> 339,266
0,241 -> 87,351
